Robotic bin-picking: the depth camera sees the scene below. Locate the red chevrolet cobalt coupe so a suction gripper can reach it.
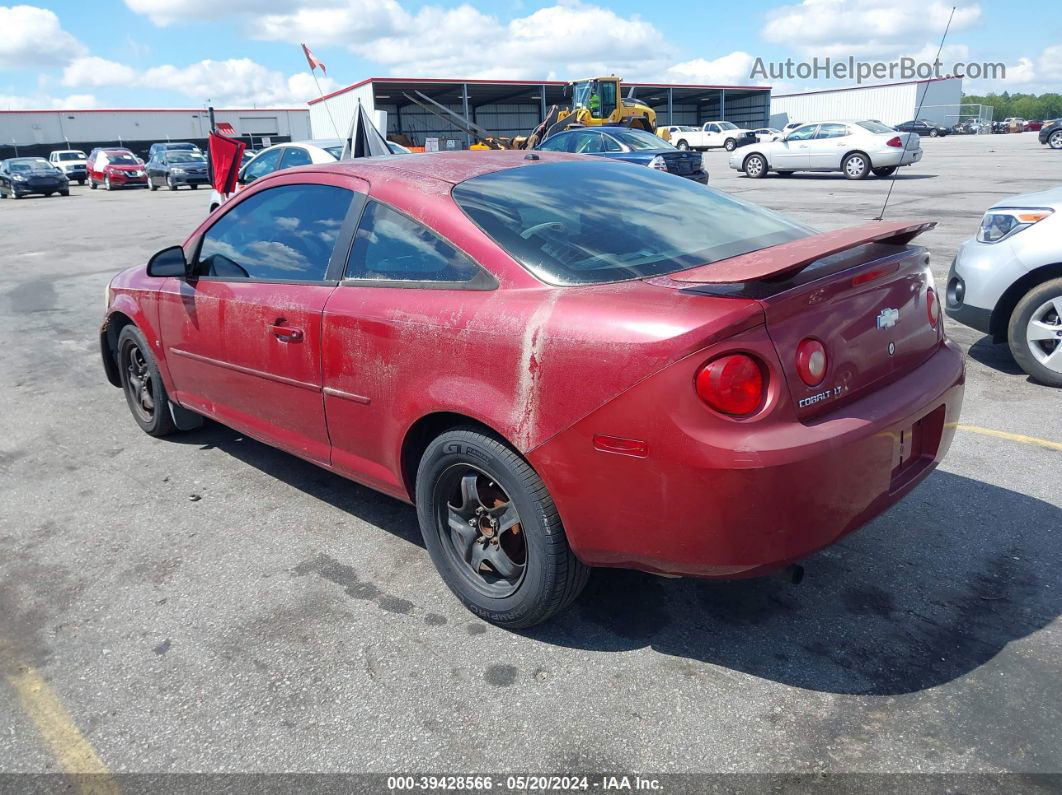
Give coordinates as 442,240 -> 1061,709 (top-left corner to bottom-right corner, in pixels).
101,151 -> 965,627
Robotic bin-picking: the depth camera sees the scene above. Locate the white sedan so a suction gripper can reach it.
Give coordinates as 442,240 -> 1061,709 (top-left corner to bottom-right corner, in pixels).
729,120 -> 923,179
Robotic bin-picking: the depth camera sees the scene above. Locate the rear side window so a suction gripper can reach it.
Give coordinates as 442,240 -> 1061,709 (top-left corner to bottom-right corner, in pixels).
198,184 -> 353,282
452,161 -> 811,286
242,148 -> 282,182
280,147 -> 312,168
345,201 -> 482,284
815,123 -> 849,139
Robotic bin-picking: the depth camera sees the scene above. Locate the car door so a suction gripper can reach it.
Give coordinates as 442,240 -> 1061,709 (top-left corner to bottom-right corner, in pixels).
320,198 -> 498,494
807,123 -> 850,169
773,124 -> 817,170
156,176 -> 364,463
702,123 -> 721,148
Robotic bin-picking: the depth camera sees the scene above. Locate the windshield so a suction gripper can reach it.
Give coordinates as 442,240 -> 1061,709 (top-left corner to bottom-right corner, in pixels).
452,162 -> 812,286
718,122 -> 738,130
107,153 -> 138,165
165,152 -> 205,163
610,128 -> 673,151
57,152 -> 84,161
323,145 -> 343,159
857,120 -> 895,134
166,144 -> 196,151
10,160 -> 54,173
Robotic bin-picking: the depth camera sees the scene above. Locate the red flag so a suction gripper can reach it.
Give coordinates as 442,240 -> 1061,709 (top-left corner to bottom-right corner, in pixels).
301,44 -> 327,76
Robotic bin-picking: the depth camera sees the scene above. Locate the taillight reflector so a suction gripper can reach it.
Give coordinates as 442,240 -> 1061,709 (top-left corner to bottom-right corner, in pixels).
695,354 -> 765,416
886,136 -> 903,148
927,287 -> 940,328
795,338 -> 828,386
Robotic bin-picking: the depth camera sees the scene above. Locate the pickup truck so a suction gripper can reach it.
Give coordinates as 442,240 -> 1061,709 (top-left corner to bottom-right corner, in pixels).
667,121 -> 756,151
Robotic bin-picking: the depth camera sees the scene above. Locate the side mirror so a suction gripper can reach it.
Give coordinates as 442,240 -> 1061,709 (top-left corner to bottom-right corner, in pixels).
147,245 -> 190,278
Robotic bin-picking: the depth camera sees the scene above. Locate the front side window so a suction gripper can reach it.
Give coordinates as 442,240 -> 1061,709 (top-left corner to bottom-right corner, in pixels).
453,162 -> 812,286
198,184 -> 353,282
346,201 -> 482,284
785,125 -> 818,141
568,131 -> 606,154
537,134 -> 573,153
280,147 -> 313,168
242,148 -> 282,182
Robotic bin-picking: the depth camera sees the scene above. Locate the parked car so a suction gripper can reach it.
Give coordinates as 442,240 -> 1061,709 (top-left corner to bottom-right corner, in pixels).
207,138 -> 344,212
730,120 -> 923,179
147,150 -> 210,191
1024,120 -> 1043,132
147,142 -> 200,160
1001,118 -> 1026,133
101,151 -> 964,627
535,126 -> 707,183
945,187 -> 1062,386
387,141 -> 412,154
751,127 -> 782,142
1039,120 -> 1062,149
893,119 -> 949,137
0,157 -> 70,198
86,148 -> 148,190
667,121 -> 756,151
48,149 -> 87,184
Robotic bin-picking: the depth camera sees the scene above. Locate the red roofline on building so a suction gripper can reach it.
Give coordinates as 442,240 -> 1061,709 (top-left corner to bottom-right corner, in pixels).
0,107 -> 308,114
309,77 -> 772,105
773,76 -> 961,99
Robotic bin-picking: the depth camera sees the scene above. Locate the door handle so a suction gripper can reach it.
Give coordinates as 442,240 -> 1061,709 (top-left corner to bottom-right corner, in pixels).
268,321 -> 304,342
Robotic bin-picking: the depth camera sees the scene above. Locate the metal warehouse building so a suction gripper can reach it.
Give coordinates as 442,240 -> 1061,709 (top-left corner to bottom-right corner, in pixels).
309,77 -> 772,148
0,107 -> 311,161
769,77 -> 963,128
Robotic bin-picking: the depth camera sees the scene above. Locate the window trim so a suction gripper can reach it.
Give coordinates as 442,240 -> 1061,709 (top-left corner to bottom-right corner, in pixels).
339,197 -> 498,291
190,182 -> 366,286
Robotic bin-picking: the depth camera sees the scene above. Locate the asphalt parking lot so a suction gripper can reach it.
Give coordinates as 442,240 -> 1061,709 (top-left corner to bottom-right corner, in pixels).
1,133 -> 1060,779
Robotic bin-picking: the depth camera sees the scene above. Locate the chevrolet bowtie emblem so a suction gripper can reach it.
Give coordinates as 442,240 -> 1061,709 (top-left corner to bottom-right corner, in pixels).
876,308 -> 900,330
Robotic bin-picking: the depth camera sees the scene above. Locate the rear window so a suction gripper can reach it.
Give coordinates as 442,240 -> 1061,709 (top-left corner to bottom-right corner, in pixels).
857,121 -> 894,133
452,162 -> 812,285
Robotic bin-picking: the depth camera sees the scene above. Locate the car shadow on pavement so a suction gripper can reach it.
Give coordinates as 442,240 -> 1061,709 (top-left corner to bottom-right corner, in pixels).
766,173 -> 938,181
965,335 -> 1026,376
170,424 -> 1060,697
526,469 -> 1062,696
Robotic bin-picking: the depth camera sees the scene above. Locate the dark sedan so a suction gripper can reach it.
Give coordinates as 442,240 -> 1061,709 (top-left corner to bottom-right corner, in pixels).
893,119 -> 950,137
1039,120 -> 1062,149
147,151 -> 210,191
0,157 -> 70,199
535,127 -> 708,183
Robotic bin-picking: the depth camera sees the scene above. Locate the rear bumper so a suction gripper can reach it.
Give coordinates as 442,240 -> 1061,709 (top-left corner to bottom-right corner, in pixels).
874,148 -> 923,167
530,338 -> 965,578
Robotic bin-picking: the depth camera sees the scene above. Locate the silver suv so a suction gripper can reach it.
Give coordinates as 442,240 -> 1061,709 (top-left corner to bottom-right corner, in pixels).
945,187 -> 1062,386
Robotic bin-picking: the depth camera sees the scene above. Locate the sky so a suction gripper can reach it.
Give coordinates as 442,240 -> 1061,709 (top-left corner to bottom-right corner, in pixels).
0,0 -> 1058,110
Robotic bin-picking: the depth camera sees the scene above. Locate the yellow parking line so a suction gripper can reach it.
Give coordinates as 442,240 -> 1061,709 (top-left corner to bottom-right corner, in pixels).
955,423 -> 1062,452
2,654 -> 118,794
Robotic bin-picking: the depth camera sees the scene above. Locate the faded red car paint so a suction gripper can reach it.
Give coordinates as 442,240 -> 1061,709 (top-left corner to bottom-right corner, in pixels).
102,151 -> 965,579
86,148 -> 147,188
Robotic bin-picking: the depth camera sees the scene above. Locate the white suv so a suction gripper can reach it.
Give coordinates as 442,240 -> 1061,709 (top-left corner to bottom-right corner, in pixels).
48,149 -> 88,185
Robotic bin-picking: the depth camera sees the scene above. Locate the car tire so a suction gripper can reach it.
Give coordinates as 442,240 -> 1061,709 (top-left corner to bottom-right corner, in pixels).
1049,130 -> 1062,150
676,139 -> 690,150
191,184 -> 198,190
929,129 -> 939,137
1008,277 -> 1062,387
89,178 -> 97,190
168,176 -> 177,191
60,189 -> 69,196
724,138 -> 737,151
872,166 -> 897,177
105,175 -> 112,190
743,153 -> 768,178
150,180 -> 158,191
842,152 -> 870,179
77,178 -> 85,185
415,427 -> 589,628
116,325 -> 180,436
209,203 -> 219,213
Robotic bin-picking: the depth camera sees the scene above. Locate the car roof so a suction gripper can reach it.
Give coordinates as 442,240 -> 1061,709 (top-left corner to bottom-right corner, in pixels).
275,150 -> 607,187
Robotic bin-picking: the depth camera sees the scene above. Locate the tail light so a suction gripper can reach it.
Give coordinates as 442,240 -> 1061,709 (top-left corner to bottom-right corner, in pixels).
927,287 -> 940,328
695,354 -> 765,416
648,155 -> 668,171
795,338 -> 828,386
886,136 -> 903,148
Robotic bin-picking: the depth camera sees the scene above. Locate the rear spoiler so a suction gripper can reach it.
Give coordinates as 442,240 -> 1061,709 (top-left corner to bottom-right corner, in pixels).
665,219 -> 936,285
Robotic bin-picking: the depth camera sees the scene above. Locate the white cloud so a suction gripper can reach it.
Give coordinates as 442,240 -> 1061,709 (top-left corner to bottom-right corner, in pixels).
0,93 -> 99,110
663,52 -> 763,86
62,56 -> 137,87
0,5 -> 86,68
123,0 -> 294,26
763,0 -> 981,59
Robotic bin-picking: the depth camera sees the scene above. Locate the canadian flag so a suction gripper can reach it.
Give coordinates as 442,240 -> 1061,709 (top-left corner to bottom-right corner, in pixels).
301,44 -> 326,76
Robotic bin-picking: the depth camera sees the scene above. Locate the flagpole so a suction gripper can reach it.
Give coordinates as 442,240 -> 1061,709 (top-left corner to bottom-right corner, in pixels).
310,70 -> 342,140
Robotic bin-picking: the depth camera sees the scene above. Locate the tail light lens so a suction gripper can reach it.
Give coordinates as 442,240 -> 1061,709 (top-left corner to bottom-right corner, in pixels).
795,338 -> 828,386
886,136 -> 903,148
695,354 -> 765,416
927,287 -> 940,328
649,155 -> 668,171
